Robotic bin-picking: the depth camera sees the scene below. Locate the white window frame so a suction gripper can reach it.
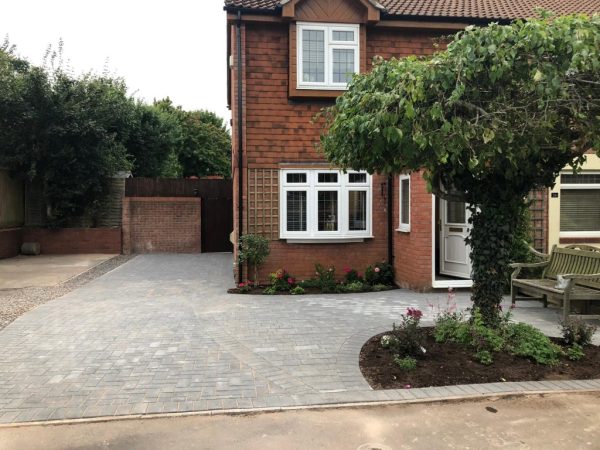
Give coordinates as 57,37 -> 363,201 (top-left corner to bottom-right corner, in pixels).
280,169 -> 372,241
559,171 -> 600,238
297,22 -> 360,90
397,174 -> 411,232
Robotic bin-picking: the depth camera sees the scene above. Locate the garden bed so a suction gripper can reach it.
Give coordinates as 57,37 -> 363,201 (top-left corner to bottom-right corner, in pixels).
360,329 -> 600,389
227,285 -> 397,295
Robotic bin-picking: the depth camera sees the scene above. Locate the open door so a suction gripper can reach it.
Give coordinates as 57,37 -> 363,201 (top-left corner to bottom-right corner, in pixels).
440,199 -> 472,279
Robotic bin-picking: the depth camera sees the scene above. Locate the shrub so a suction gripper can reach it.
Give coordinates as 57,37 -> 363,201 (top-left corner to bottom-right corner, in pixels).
314,263 -> 337,293
433,311 -> 463,343
503,323 -> 562,365
343,267 -> 362,283
338,281 -> 365,293
372,284 -> 392,292
560,318 -> 597,347
565,343 -> 585,361
238,234 -> 270,283
390,308 -> 426,357
365,262 -> 394,286
263,286 -> 276,295
297,279 -> 319,289
290,286 -> 305,295
269,268 -> 295,292
394,355 -> 417,371
237,282 -> 252,294
380,334 -> 399,349
474,350 -> 493,365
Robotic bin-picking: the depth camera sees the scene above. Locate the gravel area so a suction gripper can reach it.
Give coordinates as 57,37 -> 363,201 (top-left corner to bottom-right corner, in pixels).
0,255 -> 134,331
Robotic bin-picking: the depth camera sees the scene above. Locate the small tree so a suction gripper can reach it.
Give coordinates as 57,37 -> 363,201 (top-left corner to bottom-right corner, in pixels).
238,234 -> 271,284
321,13 -> 600,325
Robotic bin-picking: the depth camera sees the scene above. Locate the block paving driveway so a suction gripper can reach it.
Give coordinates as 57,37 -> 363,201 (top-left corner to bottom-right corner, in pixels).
0,254 -> 596,423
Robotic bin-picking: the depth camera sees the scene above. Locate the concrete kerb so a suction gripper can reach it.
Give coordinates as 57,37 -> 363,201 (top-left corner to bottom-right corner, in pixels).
1,385 -> 598,430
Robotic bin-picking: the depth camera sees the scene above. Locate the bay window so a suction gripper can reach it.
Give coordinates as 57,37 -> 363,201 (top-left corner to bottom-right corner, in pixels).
297,22 -> 359,90
280,170 -> 372,240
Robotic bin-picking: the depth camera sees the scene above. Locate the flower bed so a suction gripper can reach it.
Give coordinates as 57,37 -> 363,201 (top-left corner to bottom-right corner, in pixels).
228,262 -> 397,295
360,300 -> 599,389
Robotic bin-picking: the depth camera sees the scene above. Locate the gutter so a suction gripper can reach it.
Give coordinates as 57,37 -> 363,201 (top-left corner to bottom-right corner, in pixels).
236,9 -> 244,284
387,175 -> 394,267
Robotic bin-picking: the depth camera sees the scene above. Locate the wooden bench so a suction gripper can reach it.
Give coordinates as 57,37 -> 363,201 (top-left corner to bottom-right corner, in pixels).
510,245 -> 600,320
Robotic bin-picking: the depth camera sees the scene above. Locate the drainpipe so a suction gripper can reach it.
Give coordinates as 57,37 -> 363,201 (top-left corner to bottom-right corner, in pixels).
236,10 -> 244,284
387,175 -> 394,267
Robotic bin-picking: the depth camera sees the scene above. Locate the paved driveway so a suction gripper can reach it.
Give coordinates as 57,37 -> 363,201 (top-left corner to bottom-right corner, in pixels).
0,254 -> 596,423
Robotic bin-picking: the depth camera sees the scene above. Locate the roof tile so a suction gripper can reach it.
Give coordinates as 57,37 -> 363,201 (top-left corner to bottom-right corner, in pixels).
224,0 -> 600,20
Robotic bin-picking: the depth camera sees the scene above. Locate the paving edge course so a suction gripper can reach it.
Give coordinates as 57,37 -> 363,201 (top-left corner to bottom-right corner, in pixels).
1,381 -> 598,429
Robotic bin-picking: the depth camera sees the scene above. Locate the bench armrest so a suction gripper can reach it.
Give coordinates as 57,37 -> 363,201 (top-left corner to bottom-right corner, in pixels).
562,272 -> 600,280
509,261 -> 550,269
527,245 -> 549,259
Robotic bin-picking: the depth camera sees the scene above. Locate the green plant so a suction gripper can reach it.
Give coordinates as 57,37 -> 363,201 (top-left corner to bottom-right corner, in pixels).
297,279 -> 319,289
290,286 -> 305,295
503,323 -> 562,366
269,268 -> 295,292
238,234 -> 270,283
338,281 -> 365,293
263,286 -> 276,295
320,14 -> 600,325
434,311 -> 463,343
380,334 -> 399,349
365,262 -> 394,286
474,350 -> 493,365
314,263 -> 337,293
390,308 -> 426,357
371,284 -> 391,292
237,282 -> 252,294
565,343 -> 585,361
394,355 -> 417,371
560,318 -> 597,347
343,267 -> 362,283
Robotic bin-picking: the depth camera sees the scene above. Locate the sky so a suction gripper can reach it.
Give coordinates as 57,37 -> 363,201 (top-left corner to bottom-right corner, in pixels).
0,0 -> 231,124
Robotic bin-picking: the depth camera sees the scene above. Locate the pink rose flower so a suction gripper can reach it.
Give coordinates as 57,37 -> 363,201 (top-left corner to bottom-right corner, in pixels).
374,267 -> 381,273
343,267 -> 352,273
238,282 -> 246,288
287,277 -> 295,285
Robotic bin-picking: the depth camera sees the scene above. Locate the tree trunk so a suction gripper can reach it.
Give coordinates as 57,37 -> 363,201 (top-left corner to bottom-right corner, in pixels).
468,200 -> 523,326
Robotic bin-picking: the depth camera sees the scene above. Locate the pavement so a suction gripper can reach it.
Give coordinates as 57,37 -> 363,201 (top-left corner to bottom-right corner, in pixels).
1,393 -> 599,449
0,253 -> 598,424
0,254 -> 116,289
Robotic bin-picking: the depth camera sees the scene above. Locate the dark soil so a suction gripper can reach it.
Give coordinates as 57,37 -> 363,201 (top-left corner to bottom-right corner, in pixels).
227,286 -> 396,295
360,329 -> 600,389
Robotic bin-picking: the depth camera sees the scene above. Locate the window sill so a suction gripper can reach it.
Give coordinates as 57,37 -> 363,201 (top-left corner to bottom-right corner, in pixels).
396,227 -> 410,233
284,237 -> 373,244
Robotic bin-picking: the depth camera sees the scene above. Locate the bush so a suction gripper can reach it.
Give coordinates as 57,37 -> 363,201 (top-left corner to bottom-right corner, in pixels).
269,268 -> 295,292
380,334 -> 399,349
337,281 -> 366,293
263,286 -> 276,295
474,350 -> 493,365
434,311 -> 464,343
290,286 -> 305,295
560,317 -> 597,347
389,308 -> 426,357
394,355 -> 417,371
503,323 -> 562,366
238,234 -> 270,283
365,262 -> 394,286
314,263 -> 337,293
343,267 -> 363,283
297,279 -> 319,289
565,343 -> 585,361
237,282 -> 252,294
372,284 -> 392,292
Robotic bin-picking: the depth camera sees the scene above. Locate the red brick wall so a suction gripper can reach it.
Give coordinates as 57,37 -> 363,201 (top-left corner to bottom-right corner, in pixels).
22,228 -> 121,254
122,197 -> 201,254
231,21 -> 446,285
0,228 -> 22,259
393,172 -> 434,291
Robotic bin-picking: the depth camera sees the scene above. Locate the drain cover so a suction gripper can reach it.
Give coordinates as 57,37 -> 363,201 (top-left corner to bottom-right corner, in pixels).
357,444 -> 392,450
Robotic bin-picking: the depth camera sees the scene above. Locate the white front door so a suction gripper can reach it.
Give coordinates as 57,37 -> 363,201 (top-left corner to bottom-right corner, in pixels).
440,200 -> 472,279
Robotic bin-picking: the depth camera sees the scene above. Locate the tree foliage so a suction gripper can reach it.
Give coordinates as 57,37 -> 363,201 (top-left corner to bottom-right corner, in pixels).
321,13 -> 600,324
0,40 -> 231,224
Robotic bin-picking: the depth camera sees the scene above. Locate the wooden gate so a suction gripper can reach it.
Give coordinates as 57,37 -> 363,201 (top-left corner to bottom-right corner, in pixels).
125,178 -> 233,253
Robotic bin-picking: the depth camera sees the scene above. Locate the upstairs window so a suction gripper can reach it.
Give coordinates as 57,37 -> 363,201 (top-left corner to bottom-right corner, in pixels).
297,22 -> 359,90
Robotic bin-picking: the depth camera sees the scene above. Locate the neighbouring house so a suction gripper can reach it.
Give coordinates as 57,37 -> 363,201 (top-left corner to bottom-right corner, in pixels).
224,0 -> 600,290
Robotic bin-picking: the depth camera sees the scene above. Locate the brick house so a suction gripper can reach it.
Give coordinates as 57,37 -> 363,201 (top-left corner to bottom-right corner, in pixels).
224,0 -> 600,290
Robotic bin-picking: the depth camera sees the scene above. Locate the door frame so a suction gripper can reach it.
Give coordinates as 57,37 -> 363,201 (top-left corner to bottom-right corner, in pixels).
431,195 -> 473,289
